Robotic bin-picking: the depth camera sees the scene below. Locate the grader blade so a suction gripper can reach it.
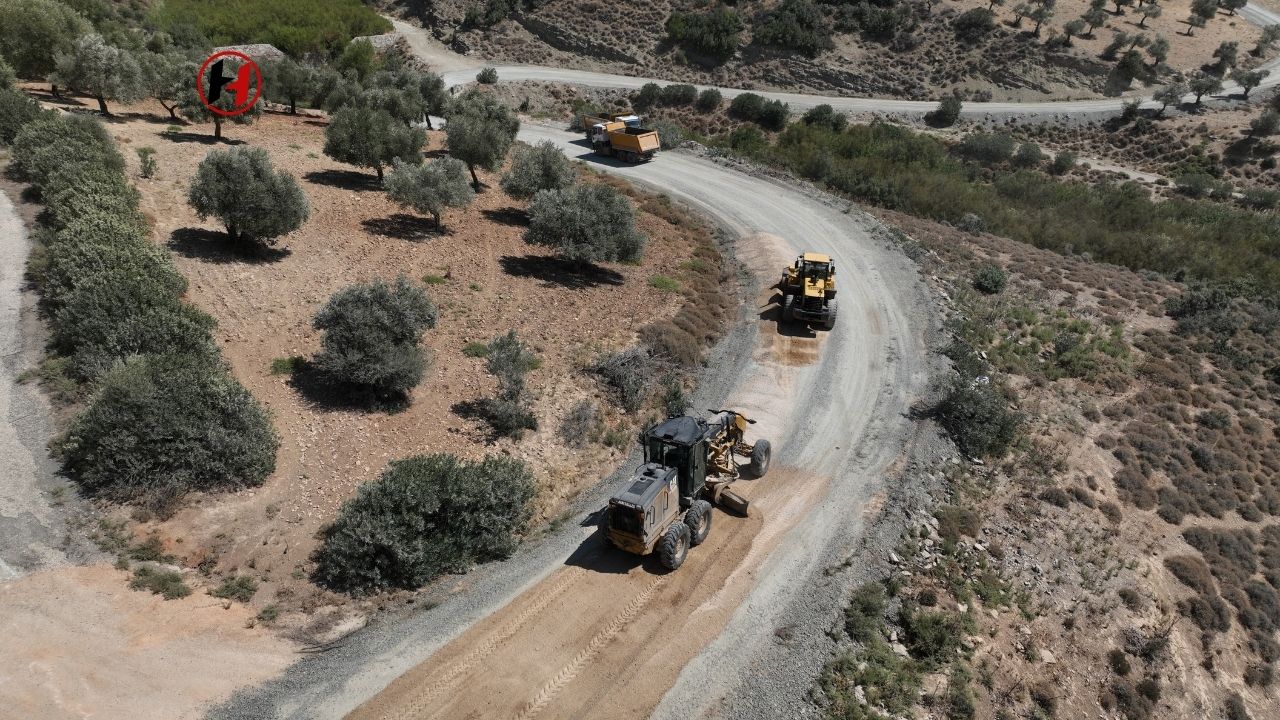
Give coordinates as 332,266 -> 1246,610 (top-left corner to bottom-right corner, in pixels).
718,488 -> 749,517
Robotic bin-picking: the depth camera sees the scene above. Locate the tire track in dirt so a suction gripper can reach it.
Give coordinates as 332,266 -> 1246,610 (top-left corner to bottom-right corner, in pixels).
512,576 -> 667,720
390,569 -> 582,720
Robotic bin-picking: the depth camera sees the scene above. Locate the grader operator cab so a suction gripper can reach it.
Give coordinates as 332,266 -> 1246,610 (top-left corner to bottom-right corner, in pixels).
779,252 -> 838,330
601,410 -> 771,570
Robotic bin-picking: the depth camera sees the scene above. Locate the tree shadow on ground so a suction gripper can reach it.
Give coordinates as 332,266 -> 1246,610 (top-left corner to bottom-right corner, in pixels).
168,227 -> 290,264
758,290 -> 818,338
304,169 -> 382,192
481,206 -> 528,227
161,132 -> 244,146
498,254 -> 623,289
449,398 -> 516,444
362,213 -> 451,241
289,363 -> 411,414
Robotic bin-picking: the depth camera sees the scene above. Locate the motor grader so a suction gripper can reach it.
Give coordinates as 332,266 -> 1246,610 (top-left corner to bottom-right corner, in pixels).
779,251 -> 838,330
580,112 -> 660,163
600,410 -> 771,571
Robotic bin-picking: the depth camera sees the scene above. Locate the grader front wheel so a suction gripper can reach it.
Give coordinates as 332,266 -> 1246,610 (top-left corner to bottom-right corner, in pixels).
749,439 -> 772,478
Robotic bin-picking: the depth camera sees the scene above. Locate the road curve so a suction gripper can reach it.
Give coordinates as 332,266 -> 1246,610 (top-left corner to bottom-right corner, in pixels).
396,5 -> 1280,120
211,128 -> 936,719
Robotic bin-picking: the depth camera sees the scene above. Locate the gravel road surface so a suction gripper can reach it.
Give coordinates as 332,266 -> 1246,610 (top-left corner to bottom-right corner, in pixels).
396,4 -> 1280,121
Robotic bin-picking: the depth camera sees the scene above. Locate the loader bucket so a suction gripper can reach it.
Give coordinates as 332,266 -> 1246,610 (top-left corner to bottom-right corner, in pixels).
718,488 -> 749,517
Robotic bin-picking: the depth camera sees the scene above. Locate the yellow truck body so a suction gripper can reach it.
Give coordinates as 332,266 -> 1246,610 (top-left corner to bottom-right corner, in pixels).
581,113 -> 659,162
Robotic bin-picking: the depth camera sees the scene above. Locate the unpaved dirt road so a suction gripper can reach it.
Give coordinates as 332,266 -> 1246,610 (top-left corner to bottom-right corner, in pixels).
215,127 -> 937,719
396,3 -> 1280,120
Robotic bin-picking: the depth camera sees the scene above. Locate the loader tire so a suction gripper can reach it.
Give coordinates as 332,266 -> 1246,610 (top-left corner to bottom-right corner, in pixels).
823,299 -> 838,331
684,500 -> 712,546
781,295 -> 794,323
749,439 -> 772,478
658,522 -> 690,571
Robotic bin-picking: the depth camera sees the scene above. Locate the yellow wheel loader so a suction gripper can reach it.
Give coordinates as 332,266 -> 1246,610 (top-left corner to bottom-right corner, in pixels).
779,252 -> 837,330
600,410 -> 771,571
580,112 -> 660,163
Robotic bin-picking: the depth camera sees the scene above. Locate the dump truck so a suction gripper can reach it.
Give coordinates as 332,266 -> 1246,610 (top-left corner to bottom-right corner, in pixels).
580,112 -> 659,163
600,410 -> 771,570
779,252 -> 837,330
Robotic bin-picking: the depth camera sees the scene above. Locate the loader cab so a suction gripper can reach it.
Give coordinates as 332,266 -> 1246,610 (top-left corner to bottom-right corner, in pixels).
797,253 -> 833,283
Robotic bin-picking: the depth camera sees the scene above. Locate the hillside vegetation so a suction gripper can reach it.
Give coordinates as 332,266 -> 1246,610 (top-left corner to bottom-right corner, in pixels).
149,0 -> 391,57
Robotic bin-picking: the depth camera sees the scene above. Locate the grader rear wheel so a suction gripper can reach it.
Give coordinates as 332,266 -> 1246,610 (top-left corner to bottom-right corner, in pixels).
658,522 -> 690,570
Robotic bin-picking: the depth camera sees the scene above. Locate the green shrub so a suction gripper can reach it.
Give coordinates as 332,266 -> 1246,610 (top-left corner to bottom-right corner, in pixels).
756,99 -> 790,131
151,0 -> 391,58
1014,142 -> 1045,168
649,275 -> 680,292
462,341 -> 490,358
476,66 -> 498,84
659,83 -> 698,106
42,236 -> 184,311
188,146 -> 310,247
525,184 -> 645,265
633,82 -> 662,111
953,7 -> 996,42
901,606 -> 963,669
11,112 -> 122,188
0,87 -> 43,145
695,88 -> 723,112
52,267 -> 215,379
955,132 -> 1015,164
1109,648 -> 1132,675
559,400 -> 601,447
55,209 -> 148,249
935,380 -> 1020,458
802,104 -> 847,133
130,565 -> 191,599
471,330 -> 539,438
652,120 -> 685,150
666,7 -> 743,62
270,356 -> 303,375
312,276 -> 438,399
1049,150 -> 1077,175
500,140 -> 575,200
313,453 -> 536,594
729,92 -> 765,120
42,166 -> 140,227
137,146 -> 157,178
753,0 -> 832,56
844,582 -> 887,642
592,347 -> 655,412
925,95 -> 963,127
59,353 -> 278,515
210,575 -> 258,603
935,505 -> 980,542
972,264 -> 1008,294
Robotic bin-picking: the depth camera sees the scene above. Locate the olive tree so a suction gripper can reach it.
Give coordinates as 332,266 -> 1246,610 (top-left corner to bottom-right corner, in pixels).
1231,68 -> 1268,99
178,59 -> 262,140
0,0 -> 90,88
263,57 -> 318,115
499,140 -> 575,199
384,157 -> 474,229
525,184 -> 646,266
59,353 -> 278,515
445,91 -> 520,190
1190,71 -> 1223,103
51,33 -> 144,115
1154,81 -> 1188,114
188,146 -> 310,247
138,52 -> 192,120
324,105 -> 424,180
312,276 -> 438,399
419,70 -> 449,129
313,453 -> 536,594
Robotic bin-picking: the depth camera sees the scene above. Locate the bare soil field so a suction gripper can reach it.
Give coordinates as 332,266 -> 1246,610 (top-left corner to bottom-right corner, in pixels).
0,565 -> 295,720
397,0 -> 1262,101
846,209 -> 1280,719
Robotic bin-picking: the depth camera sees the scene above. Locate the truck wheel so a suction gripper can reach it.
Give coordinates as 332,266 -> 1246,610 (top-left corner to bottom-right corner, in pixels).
599,509 -> 614,548
782,295 -> 794,323
684,500 -> 712,546
658,522 -> 690,571
823,299 -> 838,331
749,439 -> 772,478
